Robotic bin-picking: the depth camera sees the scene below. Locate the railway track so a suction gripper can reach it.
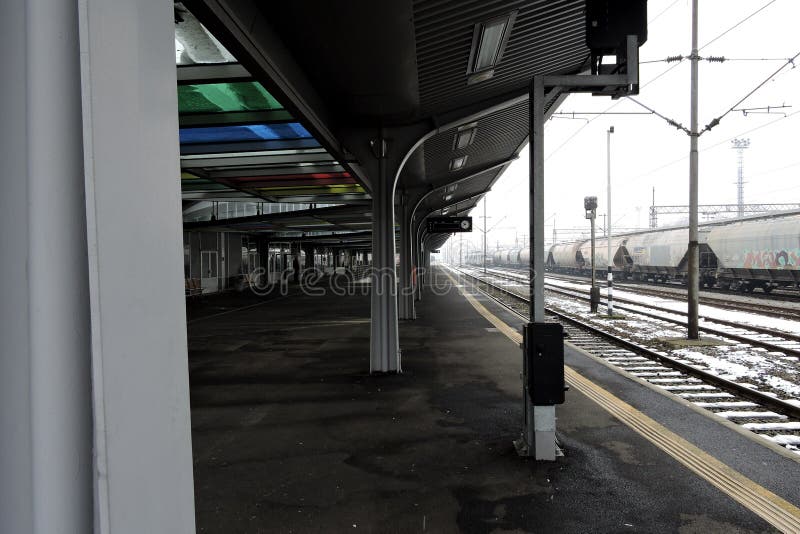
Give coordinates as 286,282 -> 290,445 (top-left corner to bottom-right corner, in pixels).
450,265 -> 800,455
544,271 -> 800,320
480,267 -> 800,355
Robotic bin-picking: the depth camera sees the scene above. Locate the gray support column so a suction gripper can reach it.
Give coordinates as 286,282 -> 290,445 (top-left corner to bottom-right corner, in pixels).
398,190 -> 416,320
79,1 -> 196,531
2,1 -> 195,532
524,76 -> 558,461
370,137 -> 401,372
414,220 -> 425,301
1,1 -> 92,531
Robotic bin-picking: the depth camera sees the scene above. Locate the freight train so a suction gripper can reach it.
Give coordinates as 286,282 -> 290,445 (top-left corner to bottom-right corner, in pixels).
483,212 -> 800,294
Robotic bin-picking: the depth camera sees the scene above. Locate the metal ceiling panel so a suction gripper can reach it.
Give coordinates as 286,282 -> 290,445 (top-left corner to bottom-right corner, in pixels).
422,100 -> 528,180
413,0 -> 587,116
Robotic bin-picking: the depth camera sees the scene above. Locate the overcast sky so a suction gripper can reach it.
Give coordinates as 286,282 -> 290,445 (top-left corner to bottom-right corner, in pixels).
455,0 -> 799,255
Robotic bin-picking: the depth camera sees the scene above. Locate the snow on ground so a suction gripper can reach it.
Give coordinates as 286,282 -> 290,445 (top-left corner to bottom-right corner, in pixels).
547,290 -> 800,401
546,276 -> 800,336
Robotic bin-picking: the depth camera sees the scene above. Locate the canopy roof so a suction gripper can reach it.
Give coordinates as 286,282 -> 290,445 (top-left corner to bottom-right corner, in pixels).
178,0 -> 591,248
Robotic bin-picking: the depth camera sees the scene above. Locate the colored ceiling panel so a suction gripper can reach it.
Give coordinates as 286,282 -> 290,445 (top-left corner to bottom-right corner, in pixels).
179,137 -> 321,155
226,172 -> 353,184
226,178 -> 355,189
255,184 -> 365,196
178,82 -> 283,114
180,123 -> 313,145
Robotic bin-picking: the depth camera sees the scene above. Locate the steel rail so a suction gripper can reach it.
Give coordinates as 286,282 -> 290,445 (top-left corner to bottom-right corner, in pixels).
543,284 -> 800,355
481,268 -> 800,347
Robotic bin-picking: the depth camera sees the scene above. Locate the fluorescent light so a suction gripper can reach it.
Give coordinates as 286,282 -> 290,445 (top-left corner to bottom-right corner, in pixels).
466,11 -> 517,84
453,122 -> 478,150
449,155 -> 468,171
475,20 -> 506,69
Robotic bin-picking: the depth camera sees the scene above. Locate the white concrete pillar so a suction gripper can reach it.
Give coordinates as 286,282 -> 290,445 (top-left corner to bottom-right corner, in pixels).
370,138 -> 401,372
79,0 -> 197,528
414,221 -> 425,301
1,1 -> 196,532
398,191 -> 416,320
1,1 -> 92,531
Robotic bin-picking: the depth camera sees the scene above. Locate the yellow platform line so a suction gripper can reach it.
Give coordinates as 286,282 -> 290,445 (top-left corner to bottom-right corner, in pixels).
441,267 -> 800,531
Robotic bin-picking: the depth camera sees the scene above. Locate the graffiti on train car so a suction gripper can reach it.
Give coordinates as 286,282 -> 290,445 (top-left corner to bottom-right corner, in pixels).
742,249 -> 800,269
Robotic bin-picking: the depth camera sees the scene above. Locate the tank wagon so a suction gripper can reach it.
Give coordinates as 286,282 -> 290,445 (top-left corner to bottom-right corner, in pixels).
625,227 -> 717,285
540,212 -> 800,294
577,236 -> 632,278
546,241 -> 585,273
464,250 -> 493,267
707,213 -> 800,293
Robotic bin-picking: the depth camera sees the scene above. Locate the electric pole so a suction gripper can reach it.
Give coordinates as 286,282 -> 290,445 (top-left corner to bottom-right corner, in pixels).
607,125 -> 614,316
687,0 -> 700,339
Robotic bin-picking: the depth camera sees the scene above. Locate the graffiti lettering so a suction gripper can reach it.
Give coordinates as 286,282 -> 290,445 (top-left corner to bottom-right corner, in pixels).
742,249 -> 800,269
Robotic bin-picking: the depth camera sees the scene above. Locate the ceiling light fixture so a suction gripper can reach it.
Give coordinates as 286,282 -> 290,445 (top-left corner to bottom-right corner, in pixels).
453,122 -> 478,150
449,155 -> 468,171
466,11 -> 517,85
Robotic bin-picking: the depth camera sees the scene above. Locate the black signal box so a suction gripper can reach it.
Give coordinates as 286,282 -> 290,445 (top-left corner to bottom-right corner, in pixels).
586,0 -> 648,52
524,322 -> 566,405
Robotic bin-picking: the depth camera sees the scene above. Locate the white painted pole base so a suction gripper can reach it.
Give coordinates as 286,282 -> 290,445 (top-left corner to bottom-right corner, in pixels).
515,404 -> 560,460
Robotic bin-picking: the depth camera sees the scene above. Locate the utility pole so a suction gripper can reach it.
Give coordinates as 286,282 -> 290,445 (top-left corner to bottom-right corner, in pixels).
585,196 -> 599,313
607,125 -> 614,316
731,138 -> 750,218
483,198 -> 488,273
687,0 -> 700,339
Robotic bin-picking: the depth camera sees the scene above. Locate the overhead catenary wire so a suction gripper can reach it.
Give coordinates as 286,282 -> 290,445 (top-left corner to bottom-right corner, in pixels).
499,1 -> 783,202
617,109 -> 800,184
641,55 -> 791,64
627,51 -> 799,137
544,0 -> 778,163
699,0 -> 776,51
700,51 -> 800,133
648,0 -> 681,26
626,96 -> 690,133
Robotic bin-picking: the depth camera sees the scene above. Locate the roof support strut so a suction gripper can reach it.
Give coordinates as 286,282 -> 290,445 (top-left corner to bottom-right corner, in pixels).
517,35 -> 642,461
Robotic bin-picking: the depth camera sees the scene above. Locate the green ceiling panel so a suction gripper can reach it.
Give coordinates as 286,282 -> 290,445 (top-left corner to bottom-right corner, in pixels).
178,82 -> 284,114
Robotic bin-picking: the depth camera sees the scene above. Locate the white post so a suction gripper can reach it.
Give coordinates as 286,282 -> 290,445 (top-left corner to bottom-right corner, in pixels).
79,0 -> 196,530
2,1 -> 92,530
607,126 -> 614,316
369,136 -> 401,372
2,1 -> 196,532
398,191 -> 415,320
